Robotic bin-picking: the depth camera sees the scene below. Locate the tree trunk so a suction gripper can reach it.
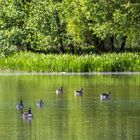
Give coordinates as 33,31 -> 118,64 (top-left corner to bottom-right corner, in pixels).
93,35 -> 106,53
120,36 -> 127,51
70,44 -> 75,54
110,36 -> 115,51
54,11 -> 65,53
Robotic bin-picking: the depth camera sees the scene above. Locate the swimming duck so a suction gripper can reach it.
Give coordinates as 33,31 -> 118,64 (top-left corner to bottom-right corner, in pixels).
23,107 -> 33,120
74,88 -> 83,96
100,92 -> 110,100
17,100 -> 24,110
56,87 -> 63,95
37,99 -> 44,108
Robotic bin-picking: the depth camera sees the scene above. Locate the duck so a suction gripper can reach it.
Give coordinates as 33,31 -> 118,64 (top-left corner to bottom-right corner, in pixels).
100,92 -> 110,100
23,107 -> 33,120
74,88 -> 83,96
37,99 -> 44,108
17,100 -> 24,110
56,87 -> 63,95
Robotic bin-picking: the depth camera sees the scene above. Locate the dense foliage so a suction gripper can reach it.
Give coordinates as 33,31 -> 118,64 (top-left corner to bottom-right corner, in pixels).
0,52 -> 139,72
0,0 -> 140,55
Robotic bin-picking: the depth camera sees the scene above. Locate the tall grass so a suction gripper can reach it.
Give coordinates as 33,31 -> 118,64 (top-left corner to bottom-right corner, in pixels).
0,52 -> 139,72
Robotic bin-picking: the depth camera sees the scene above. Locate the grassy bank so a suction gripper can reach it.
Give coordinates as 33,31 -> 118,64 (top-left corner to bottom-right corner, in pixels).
0,52 -> 139,72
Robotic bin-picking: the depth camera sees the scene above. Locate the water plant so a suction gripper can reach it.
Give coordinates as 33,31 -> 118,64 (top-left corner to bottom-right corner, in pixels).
0,52 -> 139,72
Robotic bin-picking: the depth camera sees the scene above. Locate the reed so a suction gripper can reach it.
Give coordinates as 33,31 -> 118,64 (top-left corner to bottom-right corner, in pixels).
0,52 -> 139,72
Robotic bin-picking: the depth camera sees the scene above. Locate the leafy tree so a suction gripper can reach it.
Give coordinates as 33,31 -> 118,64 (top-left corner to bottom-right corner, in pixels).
0,0 -> 33,53
0,0 -> 140,55
64,0 -> 140,52
85,0 -> 140,51
27,0 -> 69,53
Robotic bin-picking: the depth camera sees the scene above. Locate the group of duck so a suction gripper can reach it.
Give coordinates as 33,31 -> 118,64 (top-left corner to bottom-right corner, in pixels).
56,87 -> 110,100
17,99 -> 44,120
17,87 -> 110,120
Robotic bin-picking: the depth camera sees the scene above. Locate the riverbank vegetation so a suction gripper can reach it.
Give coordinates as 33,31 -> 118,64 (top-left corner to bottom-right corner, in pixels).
0,52 -> 139,72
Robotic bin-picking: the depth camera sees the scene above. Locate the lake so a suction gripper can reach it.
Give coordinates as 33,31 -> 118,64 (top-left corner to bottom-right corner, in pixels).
0,72 -> 140,140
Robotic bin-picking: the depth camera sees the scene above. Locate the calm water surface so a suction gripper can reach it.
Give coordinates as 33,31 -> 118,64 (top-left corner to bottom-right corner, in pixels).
0,73 -> 140,140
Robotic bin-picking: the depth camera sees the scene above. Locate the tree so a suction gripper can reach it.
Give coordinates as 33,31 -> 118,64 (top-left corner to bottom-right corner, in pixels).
64,0 -> 140,52
85,0 -> 140,51
26,0 -> 69,53
0,0 -> 69,54
0,0 -> 140,55
0,0 -> 33,52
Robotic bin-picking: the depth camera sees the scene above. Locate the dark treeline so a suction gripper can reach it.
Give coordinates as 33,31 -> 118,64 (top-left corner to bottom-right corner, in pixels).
0,0 -> 140,56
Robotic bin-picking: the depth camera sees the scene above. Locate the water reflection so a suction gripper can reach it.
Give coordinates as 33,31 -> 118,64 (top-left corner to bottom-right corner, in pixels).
37,99 -> 45,109
0,73 -> 140,140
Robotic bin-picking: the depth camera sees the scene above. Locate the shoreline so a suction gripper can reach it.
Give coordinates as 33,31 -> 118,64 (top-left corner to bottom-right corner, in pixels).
0,71 -> 140,76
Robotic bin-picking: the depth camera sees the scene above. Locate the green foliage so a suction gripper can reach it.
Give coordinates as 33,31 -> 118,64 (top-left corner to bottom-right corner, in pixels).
0,52 -> 139,72
86,0 -> 140,42
0,30 -> 17,58
0,0 -> 140,55
26,0 -> 70,52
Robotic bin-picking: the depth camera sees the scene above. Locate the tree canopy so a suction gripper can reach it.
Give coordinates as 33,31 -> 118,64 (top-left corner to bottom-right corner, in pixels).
0,0 -> 140,55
